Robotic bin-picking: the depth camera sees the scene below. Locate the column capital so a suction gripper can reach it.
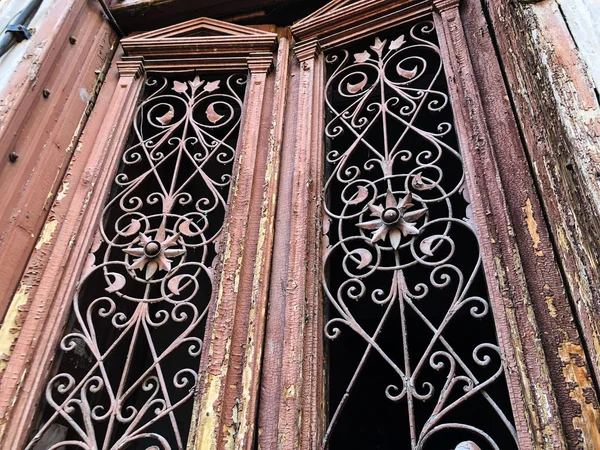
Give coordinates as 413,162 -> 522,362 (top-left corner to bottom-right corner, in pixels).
247,52 -> 274,74
116,56 -> 145,78
294,39 -> 321,62
433,0 -> 460,13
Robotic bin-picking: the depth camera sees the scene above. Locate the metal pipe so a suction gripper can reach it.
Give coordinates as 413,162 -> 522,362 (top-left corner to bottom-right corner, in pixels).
97,0 -> 124,38
0,0 -> 43,57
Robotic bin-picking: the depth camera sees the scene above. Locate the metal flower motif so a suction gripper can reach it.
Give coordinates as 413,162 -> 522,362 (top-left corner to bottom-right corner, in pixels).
124,225 -> 185,279
357,190 -> 427,249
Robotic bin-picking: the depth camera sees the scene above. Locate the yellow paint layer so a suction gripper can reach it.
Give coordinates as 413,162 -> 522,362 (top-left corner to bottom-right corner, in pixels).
545,296 -> 558,318
194,374 -> 220,450
559,342 -> 600,448
0,283 -> 31,373
523,198 -> 544,256
56,180 -> 70,203
35,218 -> 58,250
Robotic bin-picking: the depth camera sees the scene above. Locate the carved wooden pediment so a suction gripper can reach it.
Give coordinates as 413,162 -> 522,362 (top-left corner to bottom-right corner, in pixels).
121,17 -> 277,72
291,0 -> 430,49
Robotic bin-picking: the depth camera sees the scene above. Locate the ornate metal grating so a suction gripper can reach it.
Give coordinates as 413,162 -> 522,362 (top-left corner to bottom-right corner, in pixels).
322,20 -> 519,450
26,73 -> 247,450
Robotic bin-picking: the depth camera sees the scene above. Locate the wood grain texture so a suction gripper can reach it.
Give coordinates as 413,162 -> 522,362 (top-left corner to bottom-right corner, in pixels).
257,44 -> 300,450
462,0 -> 600,447
256,39 -> 326,450
234,31 -> 292,450
0,55 -> 144,450
482,1 -> 600,447
0,0 -> 117,323
433,0 -> 566,447
189,54 -> 276,450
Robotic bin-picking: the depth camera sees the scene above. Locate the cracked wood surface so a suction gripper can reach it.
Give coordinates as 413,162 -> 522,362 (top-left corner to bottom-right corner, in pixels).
0,54 -> 143,449
462,0 -> 600,448
0,0 -> 599,448
483,0 -> 600,447
0,0 -> 118,325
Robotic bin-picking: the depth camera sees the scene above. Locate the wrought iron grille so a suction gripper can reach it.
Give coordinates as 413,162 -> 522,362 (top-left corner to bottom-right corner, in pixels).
322,19 -> 519,450
26,73 -> 247,450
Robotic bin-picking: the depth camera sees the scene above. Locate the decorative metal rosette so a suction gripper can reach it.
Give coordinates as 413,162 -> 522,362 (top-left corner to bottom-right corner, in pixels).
26,73 -> 246,450
322,20 -> 518,449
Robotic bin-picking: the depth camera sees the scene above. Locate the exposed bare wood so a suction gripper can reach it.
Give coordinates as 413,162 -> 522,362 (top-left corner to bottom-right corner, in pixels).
0,16 -> 282,450
235,30 -> 292,450
555,0 -> 600,93
483,2 -> 600,442
190,54 -> 274,450
461,0 -> 600,447
256,38 -> 326,450
0,0 -> 117,324
257,41 -> 300,450
0,55 -> 145,449
433,1 -> 564,447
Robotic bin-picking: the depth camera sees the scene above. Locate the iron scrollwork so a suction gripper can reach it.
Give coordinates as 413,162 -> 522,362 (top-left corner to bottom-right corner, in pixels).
27,73 -> 247,450
322,20 -> 518,449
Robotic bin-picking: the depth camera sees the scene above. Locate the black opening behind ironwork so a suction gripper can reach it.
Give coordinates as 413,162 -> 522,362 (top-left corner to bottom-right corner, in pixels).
322,19 -> 518,450
26,72 -> 247,450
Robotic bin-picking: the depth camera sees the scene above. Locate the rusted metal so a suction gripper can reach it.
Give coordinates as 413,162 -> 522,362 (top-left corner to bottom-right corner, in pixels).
0,17 -> 278,450
321,23 -> 517,448
0,54 -> 145,450
0,1 -> 598,449
25,73 -> 246,449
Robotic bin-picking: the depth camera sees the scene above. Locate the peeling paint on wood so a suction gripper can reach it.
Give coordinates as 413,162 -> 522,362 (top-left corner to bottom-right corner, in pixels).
523,198 -> 544,256
484,0 -> 600,396
0,283 -> 31,373
0,55 -> 141,449
558,342 -> 600,448
0,0 -> 118,322
34,218 -> 57,250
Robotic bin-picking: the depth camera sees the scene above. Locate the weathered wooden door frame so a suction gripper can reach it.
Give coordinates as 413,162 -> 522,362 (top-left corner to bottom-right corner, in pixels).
0,0 -> 598,448
257,0 -> 600,449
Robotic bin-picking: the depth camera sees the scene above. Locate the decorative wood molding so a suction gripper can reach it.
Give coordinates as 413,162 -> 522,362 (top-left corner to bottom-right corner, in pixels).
247,52 -> 275,73
257,36 -> 326,450
0,0 -> 117,325
294,39 -> 321,62
0,15 -> 278,450
115,55 -> 146,78
480,0 -> 600,446
0,56 -> 145,449
291,0 -> 431,50
232,33 -> 292,450
432,0 -> 460,12
121,17 -> 277,72
263,0 -> 591,447
190,62 -> 271,450
128,17 -> 275,39
432,3 -> 580,448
